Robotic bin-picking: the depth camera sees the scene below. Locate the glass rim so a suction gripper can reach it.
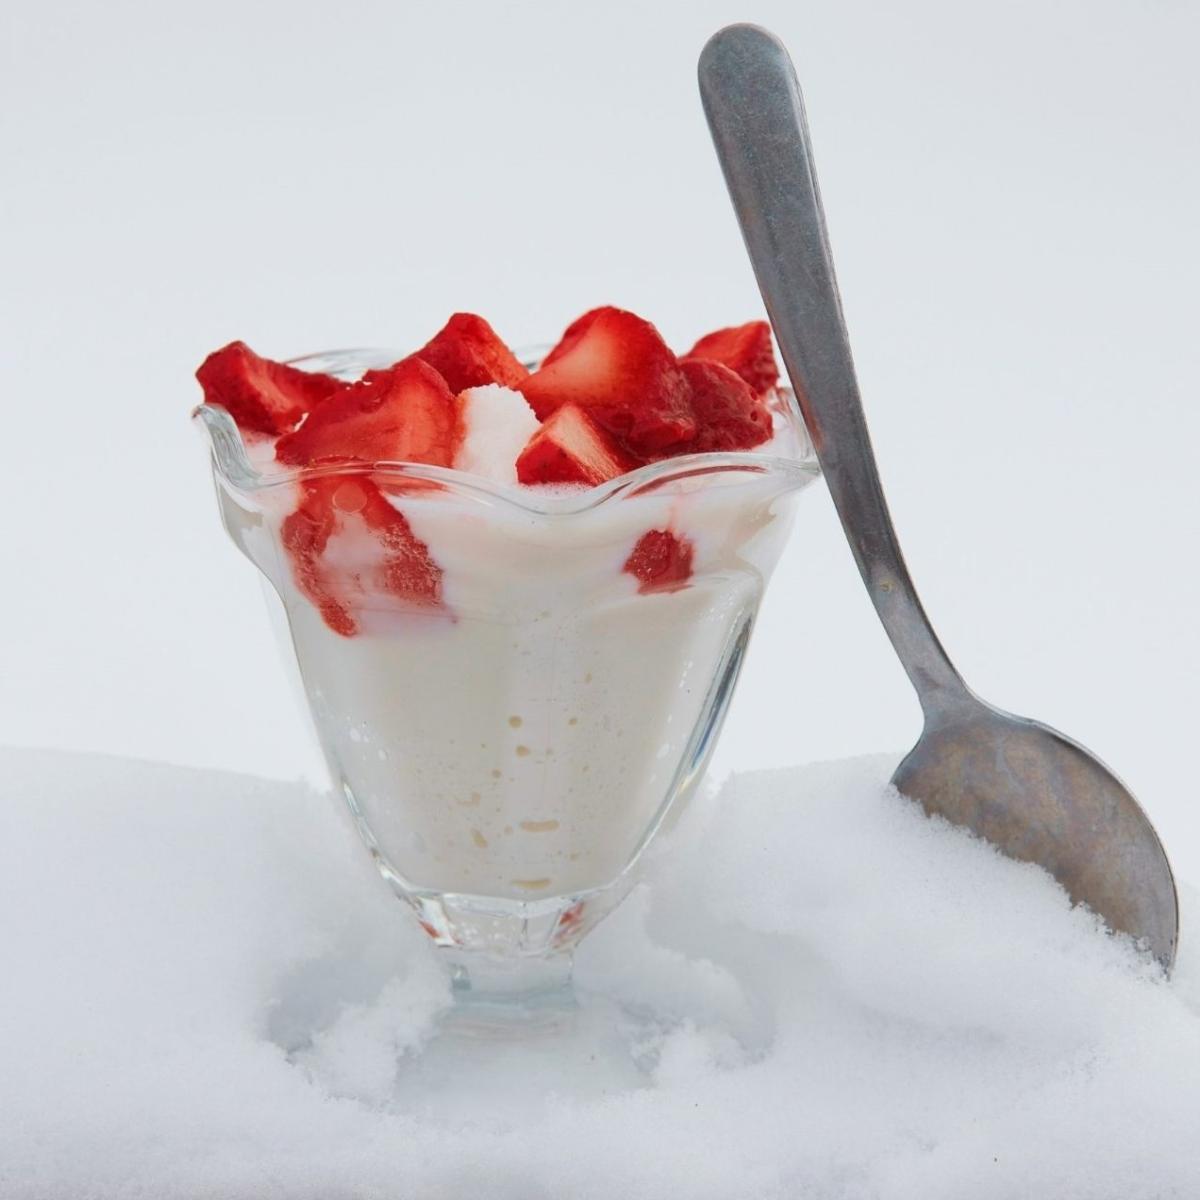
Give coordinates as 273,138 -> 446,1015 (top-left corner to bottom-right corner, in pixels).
192,345 -> 821,517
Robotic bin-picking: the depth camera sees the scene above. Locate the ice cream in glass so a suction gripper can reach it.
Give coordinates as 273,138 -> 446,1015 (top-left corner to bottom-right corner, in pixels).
194,308 -> 818,1013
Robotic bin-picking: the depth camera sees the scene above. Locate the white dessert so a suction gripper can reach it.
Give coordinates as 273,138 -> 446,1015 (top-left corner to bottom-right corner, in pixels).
216,387 -> 811,903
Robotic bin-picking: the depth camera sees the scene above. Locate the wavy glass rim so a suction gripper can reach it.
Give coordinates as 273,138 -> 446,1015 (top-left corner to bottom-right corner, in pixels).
192,346 -> 821,517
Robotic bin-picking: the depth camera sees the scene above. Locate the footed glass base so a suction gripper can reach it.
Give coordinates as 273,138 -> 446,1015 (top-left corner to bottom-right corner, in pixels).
341,778 -> 635,962
405,885 -> 611,955
438,949 -> 577,1037
386,989 -> 661,1114
358,830 -> 630,1035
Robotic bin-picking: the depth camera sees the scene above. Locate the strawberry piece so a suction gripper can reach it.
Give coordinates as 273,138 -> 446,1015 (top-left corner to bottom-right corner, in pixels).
623,530 -> 695,594
536,307 -> 602,370
518,307 -> 695,455
516,403 -> 641,486
677,359 -> 772,454
281,476 -> 443,637
281,480 -> 355,637
356,484 -> 443,606
196,341 -> 343,437
275,359 -> 461,468
683,321 -> 779,396
410,313 -> 528,393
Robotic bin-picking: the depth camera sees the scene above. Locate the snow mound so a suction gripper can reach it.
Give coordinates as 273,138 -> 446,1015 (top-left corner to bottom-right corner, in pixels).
2,748 -> 1199,1199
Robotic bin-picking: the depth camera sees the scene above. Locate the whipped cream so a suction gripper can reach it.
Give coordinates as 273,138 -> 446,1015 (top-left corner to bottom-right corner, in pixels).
453,385 -> 540,484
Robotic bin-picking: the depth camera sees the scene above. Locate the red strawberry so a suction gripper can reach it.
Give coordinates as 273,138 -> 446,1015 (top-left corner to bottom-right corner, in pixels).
275,359 -> 462,468
410,312 -> 529,393
677,359 -> 772,454
516,403 -> 641,486
536,307 -> 602,370
281,480 -> 355,636
683,321 -> 779,396
353,482 -> 444,606
623,530 -> 695,594
518,307 -> 695,455
196,341 -> 343,436
281,476 -> 443,637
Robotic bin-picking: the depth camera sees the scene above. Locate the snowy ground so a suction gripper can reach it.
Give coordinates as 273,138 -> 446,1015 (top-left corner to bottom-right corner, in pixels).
3,749 -> 1198,1199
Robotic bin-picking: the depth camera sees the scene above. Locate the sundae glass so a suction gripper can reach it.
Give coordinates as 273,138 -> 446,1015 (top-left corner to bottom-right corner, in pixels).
194,311 -> 819,1018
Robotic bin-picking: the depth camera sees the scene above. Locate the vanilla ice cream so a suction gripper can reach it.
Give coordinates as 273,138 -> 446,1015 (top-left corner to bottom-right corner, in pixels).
212,385 -> 813,903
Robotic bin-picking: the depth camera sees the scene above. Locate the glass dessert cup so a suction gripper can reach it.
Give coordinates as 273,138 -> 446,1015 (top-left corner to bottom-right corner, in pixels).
195,348 -> 820,1022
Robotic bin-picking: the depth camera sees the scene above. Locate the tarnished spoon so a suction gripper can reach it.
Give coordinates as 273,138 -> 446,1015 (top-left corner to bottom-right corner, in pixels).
699,23 -> 1178,968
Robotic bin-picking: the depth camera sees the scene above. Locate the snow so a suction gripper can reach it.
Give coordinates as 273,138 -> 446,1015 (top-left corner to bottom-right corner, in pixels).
3,748 -> 1199,1198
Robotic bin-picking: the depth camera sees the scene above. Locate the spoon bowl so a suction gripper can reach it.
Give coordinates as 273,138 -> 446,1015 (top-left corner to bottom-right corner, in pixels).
699,22 -> 1178,968
895,700 -> 1177,963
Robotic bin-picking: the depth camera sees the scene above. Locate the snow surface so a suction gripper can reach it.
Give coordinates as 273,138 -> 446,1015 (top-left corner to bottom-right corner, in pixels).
3,748 -> 1199,1199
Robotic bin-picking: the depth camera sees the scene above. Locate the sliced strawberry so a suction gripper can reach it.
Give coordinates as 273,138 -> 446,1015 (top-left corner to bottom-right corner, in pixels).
196,341 -> 343,436
518,307 -> 695,456
281,476 -> 443,637
410,312 -> 529,393
683,321 -> 779,396
281,480 -> 354,637
354,482 -> 443,606
536,307 -> 603,370
677,359 -> 772,454
275,359 -> 461,468
515,403 -> 641,486
623,530 -> 695,594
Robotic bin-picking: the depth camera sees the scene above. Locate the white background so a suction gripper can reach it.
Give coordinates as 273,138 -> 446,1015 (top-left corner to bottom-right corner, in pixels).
3,1 -> 1197,874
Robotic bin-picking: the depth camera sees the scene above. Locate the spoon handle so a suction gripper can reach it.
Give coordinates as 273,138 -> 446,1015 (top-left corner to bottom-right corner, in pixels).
699,24 -> 969,718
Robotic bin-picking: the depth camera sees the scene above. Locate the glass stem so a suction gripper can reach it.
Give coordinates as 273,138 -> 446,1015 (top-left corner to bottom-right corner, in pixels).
443,948 -> 575,1008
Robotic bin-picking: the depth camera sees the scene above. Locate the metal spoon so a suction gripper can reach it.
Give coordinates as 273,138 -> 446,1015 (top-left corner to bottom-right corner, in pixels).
699,23 -> 1178,968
